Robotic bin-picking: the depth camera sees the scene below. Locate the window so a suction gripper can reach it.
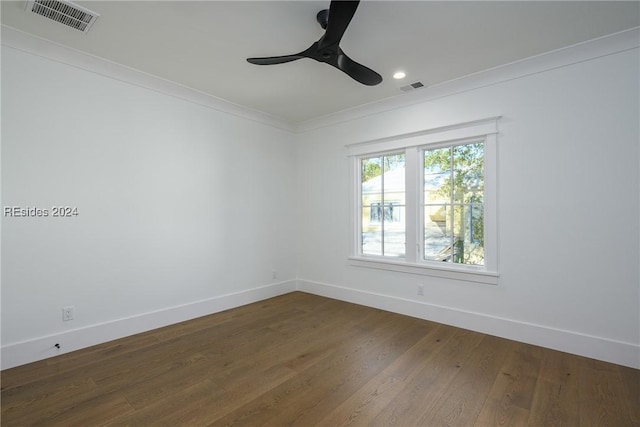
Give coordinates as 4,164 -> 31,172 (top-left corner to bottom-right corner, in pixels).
348,118 -> 499,284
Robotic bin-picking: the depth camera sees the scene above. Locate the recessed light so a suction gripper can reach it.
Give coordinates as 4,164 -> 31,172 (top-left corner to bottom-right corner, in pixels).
393,71 -> 406,80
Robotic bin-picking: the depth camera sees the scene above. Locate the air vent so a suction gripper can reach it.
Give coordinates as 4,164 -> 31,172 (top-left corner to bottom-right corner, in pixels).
400,81 -> 425,92
25,0 -> 99,33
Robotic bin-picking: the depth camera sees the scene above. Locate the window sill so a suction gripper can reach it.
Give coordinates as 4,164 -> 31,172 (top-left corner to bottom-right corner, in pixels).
348,256 -> 499,285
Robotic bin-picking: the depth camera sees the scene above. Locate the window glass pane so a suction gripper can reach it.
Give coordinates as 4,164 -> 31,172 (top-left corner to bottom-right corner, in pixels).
451,205 -> 465,263
382,154 -> 405,258
383,204 -> 405,257
362,205 -> 372,230
424,205 -> 452,261
361,211 -> 382,255
424,147 -> 451,204
361,157 -> 383,256
361,157 -> 382,208
466,204 -> 485,265
453,142 -> 484,204
383,154 -> 406,195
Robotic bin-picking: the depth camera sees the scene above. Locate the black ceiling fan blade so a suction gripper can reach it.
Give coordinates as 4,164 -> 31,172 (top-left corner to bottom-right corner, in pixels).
246,0 -> 382,87
319,0 -> 360,50
247,54 -> 304,65
336,49 -> 382,86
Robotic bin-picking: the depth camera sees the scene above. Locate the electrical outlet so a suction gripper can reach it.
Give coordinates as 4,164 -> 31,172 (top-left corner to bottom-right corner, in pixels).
417,284 -> 425,296
62,306 -> 74,321
272,270 -> 277,280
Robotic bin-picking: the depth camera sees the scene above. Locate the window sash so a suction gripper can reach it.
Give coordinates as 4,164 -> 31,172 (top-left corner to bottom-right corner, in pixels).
421,140 -> 485,267
359,152 -> 406,258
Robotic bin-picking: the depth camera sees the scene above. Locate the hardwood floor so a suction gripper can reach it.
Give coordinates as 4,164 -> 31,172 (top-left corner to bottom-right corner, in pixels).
2,292 -> 638,426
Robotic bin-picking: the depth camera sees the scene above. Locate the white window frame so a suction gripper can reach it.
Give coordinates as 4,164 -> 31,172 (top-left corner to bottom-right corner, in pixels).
348,117 -> 500,285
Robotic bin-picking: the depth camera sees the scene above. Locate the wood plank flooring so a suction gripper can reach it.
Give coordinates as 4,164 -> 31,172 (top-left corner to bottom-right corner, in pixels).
2,292 -> 638,426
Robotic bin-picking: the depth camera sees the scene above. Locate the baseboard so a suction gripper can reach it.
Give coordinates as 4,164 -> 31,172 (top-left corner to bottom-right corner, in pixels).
1,280 -> 297,370
4,278 -> 638,370
297,279 -> 640,369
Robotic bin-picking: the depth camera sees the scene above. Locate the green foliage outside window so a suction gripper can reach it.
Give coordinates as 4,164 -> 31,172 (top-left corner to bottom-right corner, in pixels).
362,154 -> 405,182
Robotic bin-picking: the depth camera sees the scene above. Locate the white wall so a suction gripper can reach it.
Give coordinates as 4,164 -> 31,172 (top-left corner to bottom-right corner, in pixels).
295,46 -> 639,367
1,46 -> 297,368
2,29 -> 638,370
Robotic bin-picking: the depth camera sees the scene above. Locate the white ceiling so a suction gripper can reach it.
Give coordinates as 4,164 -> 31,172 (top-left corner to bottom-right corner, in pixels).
2,1 -> 639,125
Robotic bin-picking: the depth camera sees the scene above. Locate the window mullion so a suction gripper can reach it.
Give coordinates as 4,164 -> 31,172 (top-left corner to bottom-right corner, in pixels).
449,147 -> 455,262
380,156 -> 385,256
404,148 -> 418,263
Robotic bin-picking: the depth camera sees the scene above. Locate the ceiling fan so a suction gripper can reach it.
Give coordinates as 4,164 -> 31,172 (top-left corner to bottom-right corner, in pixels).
247,0 -> 382,86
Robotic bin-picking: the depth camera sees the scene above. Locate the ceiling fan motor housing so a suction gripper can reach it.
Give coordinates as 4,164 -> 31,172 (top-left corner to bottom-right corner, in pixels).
316,9 -> 329,29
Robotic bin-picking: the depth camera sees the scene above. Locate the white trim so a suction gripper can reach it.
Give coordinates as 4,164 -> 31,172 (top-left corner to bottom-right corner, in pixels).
0,25 -> 295,133
0,280 -> 297,370
482,133 -> 498,273
348,257 -> 498,285
346,117 -> 500,157
296,27 -> 640,133
297,279 -> 640,369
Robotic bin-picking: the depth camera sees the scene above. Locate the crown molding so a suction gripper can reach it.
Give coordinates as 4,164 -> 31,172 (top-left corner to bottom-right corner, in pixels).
3,24 -> 638,136
295,26 -> 640,133
1,25 -> 296,133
